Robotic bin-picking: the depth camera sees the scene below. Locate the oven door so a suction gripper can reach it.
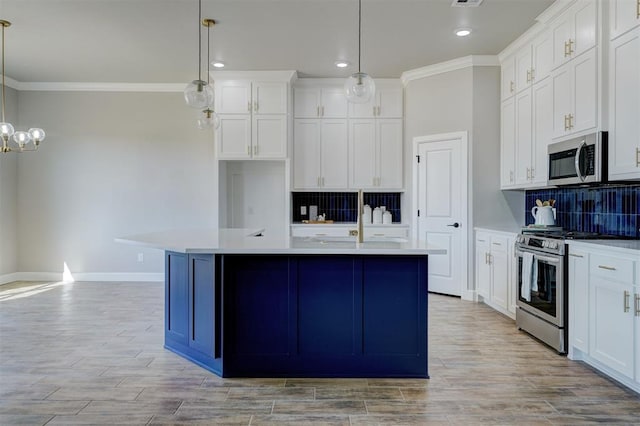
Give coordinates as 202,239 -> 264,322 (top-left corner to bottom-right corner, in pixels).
515,248 -> 565,327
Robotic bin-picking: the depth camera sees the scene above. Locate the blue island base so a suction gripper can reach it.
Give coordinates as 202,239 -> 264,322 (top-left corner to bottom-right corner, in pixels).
164,253 -> 429,378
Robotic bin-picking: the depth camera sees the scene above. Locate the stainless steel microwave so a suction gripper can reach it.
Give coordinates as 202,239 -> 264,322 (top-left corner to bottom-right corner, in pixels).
547,132 -> 607,186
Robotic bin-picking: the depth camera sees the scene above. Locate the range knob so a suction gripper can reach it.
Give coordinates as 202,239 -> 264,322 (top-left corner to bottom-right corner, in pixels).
542,240 -> 548,248
549,241 -> 558,249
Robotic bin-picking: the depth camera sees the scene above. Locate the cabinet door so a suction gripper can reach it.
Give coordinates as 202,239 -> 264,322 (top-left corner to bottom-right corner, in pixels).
321,88 -> 349,118
573,0 -> 597,58
377,119 -> 403,189
349,95 -> 377,118
569,250 -> 589,354
293,119 -> 321,189
349,119 -> 377,188
531,78 -> 553,186
320,120 -> 349,188
589,277 -> 635,379
532,31 -> 553,83
253,82 -> 287,114
188,254 -> 215,357
501,98 -> 516,188
551,63 -> 572,138
216,114 -> 252,159
501,56 -> 516,100
515,46 -> 532,93
216,80 -> 252,114
507,237 -> 517,315
165,251 -> 188,346
636,287 -> 640,383
551,10 -> 573,68
294,88 -> 321,118
253,115 -> 287,159
377,87 -> 403,118
475,234 -> 491,299
490,237 -> 509,311
572,48 -> 598,134
609,27 -> 640,181
515,89 -> 533,186
610,0 -> 640,40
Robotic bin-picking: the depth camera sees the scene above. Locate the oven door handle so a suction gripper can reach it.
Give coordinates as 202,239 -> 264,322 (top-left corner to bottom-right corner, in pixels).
574,139 -> 587,182
515,249 -> 561,264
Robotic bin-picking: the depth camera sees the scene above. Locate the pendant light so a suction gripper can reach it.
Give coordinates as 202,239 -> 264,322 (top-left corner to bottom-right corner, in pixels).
0,20 -> 45,153
197,18 -> 220,130
184,0 -> 215,109
344,0 -> 375,104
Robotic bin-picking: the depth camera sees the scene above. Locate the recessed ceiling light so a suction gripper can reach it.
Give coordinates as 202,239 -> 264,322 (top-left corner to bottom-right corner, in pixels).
335,61 -> 350,68
455,28 -> 472,37
212,61 -> 225,68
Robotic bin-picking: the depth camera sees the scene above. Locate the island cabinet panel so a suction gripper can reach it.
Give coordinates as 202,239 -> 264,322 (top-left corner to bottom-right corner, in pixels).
220,254 -> 428,378
363,257 -> 425,355
165,252 -> 188,346
188,254 -> 216,357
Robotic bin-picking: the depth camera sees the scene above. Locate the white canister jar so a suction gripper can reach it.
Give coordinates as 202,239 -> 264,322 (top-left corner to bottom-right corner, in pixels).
372,207 -> 383,224
382,211 -> 392,224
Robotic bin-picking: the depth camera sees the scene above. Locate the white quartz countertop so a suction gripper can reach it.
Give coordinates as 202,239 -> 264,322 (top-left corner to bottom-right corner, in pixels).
116,228 -> 447,255
566,239 -> 640,254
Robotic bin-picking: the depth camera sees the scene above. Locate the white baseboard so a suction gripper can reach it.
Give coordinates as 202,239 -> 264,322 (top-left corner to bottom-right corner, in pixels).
0,272 -> 163,285
462,289 -> 477,302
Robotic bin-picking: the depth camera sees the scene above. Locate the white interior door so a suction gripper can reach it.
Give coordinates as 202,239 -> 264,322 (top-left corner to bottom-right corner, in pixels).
415,133 -> 467,297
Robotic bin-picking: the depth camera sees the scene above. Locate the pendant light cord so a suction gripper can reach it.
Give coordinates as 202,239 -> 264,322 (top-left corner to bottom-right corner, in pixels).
206,24 -> 210,85
197,0 -> 202,81
1,23 -> 5,122
358,0 -> 362,74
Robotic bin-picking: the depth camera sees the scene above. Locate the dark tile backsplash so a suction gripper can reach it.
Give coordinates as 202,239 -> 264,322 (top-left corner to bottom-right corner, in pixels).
292,192 -> 402,223
525,185 -> 640,238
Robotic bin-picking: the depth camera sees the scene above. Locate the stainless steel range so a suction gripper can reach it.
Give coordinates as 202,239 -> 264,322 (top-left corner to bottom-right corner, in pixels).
515,233 -> 568,354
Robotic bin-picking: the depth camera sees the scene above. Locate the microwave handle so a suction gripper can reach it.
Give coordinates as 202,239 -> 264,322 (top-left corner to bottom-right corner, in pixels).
574,139 -> 587,182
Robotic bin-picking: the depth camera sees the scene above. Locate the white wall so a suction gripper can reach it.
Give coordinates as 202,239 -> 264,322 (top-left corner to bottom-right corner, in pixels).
15,91 -> 217,278
0,86 -> 19,279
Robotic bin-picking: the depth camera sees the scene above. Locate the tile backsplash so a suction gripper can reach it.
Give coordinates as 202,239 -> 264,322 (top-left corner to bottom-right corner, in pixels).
292,192 -> 401,223
525,185 -> 640,238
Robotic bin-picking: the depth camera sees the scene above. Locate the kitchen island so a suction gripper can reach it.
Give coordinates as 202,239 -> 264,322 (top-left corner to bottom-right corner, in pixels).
117,229 -> 445,378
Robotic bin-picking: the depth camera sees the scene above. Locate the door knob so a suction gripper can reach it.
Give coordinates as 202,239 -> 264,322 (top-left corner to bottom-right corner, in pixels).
447,223 -> 460,228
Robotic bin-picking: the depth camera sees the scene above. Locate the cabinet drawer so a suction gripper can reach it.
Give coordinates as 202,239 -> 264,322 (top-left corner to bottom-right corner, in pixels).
490,236 -> 509,253
291,226 -> 351,238
364,227 -> 409,239
590,254 -> 635,284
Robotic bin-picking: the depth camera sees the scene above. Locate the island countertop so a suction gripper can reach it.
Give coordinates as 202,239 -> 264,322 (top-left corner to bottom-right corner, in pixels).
116,228 -> 446,256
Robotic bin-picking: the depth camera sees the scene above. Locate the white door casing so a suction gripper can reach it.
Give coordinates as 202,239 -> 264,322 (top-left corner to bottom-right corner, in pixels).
413,132 -> 468,297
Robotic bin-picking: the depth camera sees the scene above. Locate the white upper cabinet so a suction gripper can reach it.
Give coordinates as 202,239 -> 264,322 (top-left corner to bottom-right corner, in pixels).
293,119 -> 348,189
515,90 -> 533,185
500,97 -> 516,189
501,55 -> 516,101
551,0 -> 597,68
609,26 -> 640,181
531,77 -> 553,186
551,47 -> 598,139
609,0 -> 640,41
515,31 -> 553,93
294,87 -> 348,118
349,119 -> 403,189
349,85 -> 403,118
215,80 -> 288,159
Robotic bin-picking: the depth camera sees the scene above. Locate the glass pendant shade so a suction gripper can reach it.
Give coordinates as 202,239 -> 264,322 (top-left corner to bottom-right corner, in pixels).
197,109 -> 220,130
184,79 -> 214,109
344,72 -> 375,104
0,122 -> 14,139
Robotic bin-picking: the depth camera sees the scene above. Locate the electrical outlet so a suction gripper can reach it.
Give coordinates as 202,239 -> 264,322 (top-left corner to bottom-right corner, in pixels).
137,253 -> 144,263
301,206 -> 307,215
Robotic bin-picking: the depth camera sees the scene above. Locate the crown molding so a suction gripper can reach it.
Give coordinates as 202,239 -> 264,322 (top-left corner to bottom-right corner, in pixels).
210,70 -> 298,83
401,55 -> 499,85
15,82 -> 185,92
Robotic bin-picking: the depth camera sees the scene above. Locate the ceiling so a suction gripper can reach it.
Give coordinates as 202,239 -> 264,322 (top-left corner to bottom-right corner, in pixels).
1,0 -> 554,84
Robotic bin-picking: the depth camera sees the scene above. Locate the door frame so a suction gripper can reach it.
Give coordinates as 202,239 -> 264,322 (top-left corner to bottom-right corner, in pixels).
412,131 -> 471,300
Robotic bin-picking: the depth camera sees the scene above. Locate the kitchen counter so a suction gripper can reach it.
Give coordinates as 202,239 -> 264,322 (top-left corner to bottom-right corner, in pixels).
117,228 -> 442,378
116,228 -> 445,256
566,239 -> 640,254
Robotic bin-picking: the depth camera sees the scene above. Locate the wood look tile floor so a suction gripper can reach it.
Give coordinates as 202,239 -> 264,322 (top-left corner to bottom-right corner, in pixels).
1,281 -> 639,425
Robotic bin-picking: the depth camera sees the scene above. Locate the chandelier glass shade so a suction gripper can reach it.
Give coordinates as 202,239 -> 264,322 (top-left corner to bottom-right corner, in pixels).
197,18 -> 219,129
344,0 -> 375,104
0,20 -> 45,153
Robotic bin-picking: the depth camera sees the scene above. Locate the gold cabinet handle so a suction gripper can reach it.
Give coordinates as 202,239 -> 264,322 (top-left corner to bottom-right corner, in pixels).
510,81 -> 514,93
530,68 -> 535,81
485,252 -> 489,264
492,242 -> 502,246
248,102 -> 252,112
564,115 -> 569,131
530,168 -> 535,179
253,145 -> 258,156
247,146 -> 251,155
526,167 -> 531,179
564,41 -> 570,57
321,177 -> 325,186
321,106 -> 325,116
569,253 -> 584,258
317,177 -> 321,187
568,39 -> 575,55
510,171 -> 514,183
254,101 -> 258,112
568,113 -> 574,130
598,265 -> 617,271
317,106 -> 320,117
636,147 -> 640,167
624,290 -> 630,313
635,294 -> 640,316
526,69 -> 531,83
637,0 -> 640,19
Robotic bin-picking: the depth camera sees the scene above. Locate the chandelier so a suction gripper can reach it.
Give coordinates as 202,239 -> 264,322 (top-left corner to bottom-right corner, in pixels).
0,20 -> 45,153
344,0 -> 375,103
197,18 -> 219,130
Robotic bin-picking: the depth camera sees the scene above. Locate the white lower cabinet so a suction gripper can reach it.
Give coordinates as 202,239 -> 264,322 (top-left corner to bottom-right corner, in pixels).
475,229 -> 516,319
567,242 -> 640,393
290,225 -> 408,239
